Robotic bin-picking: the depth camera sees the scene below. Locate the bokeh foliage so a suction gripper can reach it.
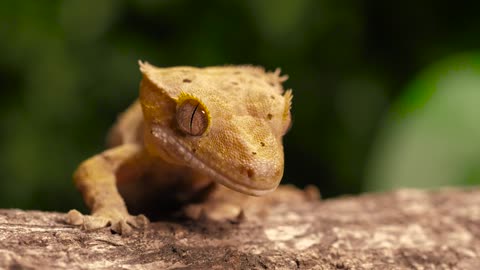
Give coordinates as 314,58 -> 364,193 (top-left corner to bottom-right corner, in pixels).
0,0 -> 479,211
365,54 -> 480,191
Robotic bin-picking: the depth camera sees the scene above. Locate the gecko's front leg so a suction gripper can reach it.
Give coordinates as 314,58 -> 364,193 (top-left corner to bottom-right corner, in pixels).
67,144 -> 149,235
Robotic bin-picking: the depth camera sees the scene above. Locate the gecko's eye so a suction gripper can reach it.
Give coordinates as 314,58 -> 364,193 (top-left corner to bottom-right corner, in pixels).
176,99 -> 209,136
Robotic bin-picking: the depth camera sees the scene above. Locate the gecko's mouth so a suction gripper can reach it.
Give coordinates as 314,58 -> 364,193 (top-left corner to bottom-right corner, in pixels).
149,125 -> 278,196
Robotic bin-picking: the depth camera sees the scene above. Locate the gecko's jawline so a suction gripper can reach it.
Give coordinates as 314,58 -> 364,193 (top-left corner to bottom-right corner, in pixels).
149,125 -> 276,196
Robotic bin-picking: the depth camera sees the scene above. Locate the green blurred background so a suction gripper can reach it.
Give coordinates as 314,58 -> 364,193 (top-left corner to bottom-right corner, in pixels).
1,0 -> 480,212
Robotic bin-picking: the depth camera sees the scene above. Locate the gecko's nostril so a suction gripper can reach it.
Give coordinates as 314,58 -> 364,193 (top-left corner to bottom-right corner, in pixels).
240,166 -> 255,179
247,168 -> 255,179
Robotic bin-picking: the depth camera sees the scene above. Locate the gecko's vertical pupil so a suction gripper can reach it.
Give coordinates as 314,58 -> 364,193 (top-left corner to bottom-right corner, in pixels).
176,99 -> 208,136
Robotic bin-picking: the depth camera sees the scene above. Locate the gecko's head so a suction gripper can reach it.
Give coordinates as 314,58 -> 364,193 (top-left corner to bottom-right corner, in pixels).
138,61 -> 292,196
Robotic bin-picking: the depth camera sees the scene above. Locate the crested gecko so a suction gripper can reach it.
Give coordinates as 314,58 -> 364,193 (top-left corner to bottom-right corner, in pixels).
67,62 -> 292,234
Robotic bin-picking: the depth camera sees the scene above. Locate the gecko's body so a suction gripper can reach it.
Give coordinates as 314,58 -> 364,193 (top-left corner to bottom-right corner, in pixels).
67,62 -> 292,234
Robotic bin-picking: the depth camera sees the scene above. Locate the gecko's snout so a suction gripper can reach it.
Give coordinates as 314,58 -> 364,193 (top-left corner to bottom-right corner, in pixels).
223,152 -> 284,196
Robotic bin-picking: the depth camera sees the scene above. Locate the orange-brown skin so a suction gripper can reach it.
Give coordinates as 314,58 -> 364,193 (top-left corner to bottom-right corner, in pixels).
67,62 -> 292,234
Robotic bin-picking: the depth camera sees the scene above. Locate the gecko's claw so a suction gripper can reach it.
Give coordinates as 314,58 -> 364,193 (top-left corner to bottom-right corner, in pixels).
66,209 -> 149,235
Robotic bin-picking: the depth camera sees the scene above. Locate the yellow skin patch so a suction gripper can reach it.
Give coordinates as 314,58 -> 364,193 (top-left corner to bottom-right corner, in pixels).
67,61 -> 292,234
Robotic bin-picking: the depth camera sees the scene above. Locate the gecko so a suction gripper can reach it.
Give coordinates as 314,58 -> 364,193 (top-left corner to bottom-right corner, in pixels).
67,61 -> 293,234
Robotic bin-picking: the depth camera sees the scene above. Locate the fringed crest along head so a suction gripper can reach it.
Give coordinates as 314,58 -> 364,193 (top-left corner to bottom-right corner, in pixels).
282,89 -> 293,134
138,61 -> 293,196
138,60 -> 149,73
283,89 -> 293,118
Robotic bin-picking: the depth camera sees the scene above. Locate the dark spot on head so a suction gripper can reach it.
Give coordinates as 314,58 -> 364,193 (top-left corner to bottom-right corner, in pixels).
247,168 -> 254,178
267,113 -> 273,120
269,82 -> 275,86
270,95 -> 275,100
192,148 -> 197,153
231,81 -> 238,85
252,151 -> 257,155
183,79 -> 192,83
233,71 -> 241,75
260,142 -> 265,147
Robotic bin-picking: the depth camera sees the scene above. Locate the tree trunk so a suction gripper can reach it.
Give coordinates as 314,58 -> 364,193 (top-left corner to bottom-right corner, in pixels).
1,186 -> 480,269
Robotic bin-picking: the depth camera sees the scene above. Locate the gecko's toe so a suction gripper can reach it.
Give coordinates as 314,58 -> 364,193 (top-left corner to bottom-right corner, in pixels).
234,209 -> 246,223
66,209 -> 84,225
111,219 -> 132,235
111,214 -> 148,235
66,209 -> 110,230
83,215 -> 110,230
127,214 -> 149,229
66,209 -> 149,235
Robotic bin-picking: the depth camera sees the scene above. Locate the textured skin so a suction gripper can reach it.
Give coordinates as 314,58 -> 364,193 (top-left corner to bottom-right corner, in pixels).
67,62 -> 292,234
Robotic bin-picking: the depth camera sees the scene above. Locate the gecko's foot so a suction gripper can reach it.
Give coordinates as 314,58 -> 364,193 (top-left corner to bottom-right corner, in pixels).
182,185 -> 248,223
66,209 -> 149,235
184,202 -> 245,223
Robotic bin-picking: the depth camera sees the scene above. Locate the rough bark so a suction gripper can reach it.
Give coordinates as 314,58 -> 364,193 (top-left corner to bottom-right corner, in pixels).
1,186 -> 480,269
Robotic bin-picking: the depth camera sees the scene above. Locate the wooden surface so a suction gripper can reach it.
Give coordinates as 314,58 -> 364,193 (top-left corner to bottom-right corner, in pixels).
1,186 -> 480,269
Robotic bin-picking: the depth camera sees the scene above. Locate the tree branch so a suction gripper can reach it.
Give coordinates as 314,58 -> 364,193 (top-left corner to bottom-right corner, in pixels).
1,186 -> 479,269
